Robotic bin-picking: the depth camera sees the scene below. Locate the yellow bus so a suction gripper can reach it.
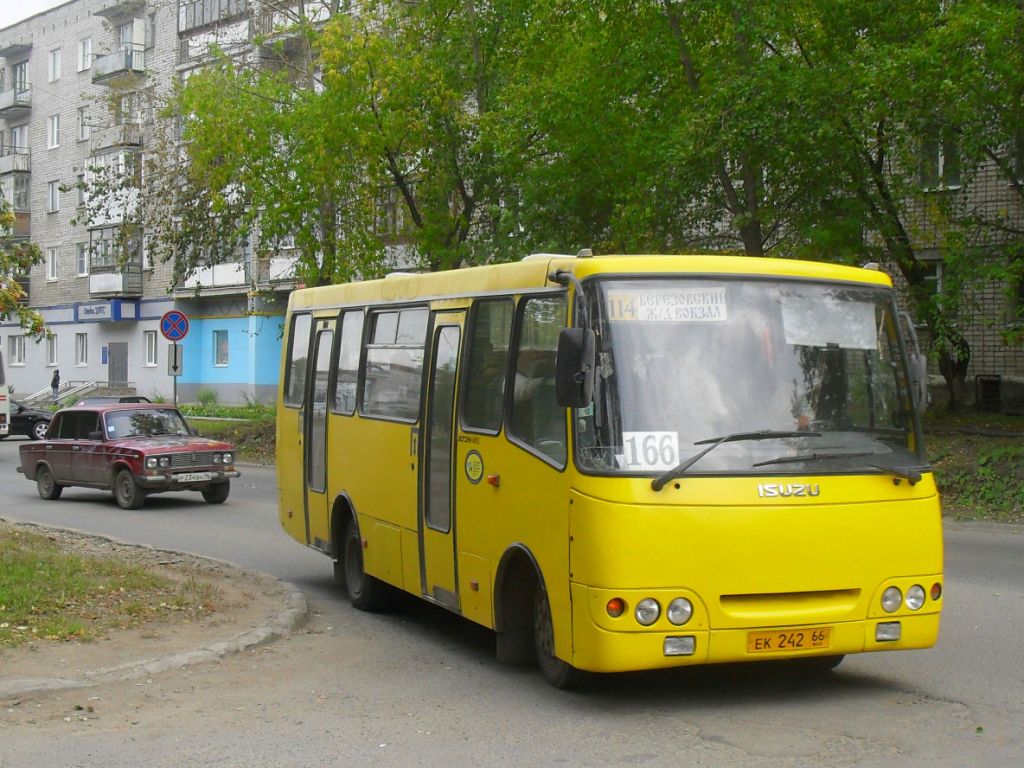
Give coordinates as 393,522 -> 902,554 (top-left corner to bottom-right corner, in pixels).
277,253 -> 943,687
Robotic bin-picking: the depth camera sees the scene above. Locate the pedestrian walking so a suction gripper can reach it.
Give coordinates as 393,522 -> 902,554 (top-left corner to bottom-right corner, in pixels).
51,369 -> 60,402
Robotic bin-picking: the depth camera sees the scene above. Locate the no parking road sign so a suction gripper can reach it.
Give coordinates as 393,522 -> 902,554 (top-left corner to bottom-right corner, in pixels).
160,310 -> 190,342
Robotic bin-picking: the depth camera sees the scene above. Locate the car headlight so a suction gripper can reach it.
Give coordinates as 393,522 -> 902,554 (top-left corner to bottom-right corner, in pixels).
222,452 -> 233,465
667,597 -> 693,626
881,586 -> 903,613
213,453 -> 222,464
146,457 -> 158,469
635,598 -> 661,626
159,456 -> 171,468
906,585 -> 926,611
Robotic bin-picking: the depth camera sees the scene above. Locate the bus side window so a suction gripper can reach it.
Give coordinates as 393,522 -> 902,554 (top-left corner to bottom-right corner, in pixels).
509,295 -> 567,466
462,299 -> 513,433
331,310 -> 364,415
284,314 -> 312,408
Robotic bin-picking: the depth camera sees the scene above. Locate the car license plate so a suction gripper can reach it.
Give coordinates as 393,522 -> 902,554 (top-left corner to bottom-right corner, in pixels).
747,627 -> 832,653
176,472 -> 213,483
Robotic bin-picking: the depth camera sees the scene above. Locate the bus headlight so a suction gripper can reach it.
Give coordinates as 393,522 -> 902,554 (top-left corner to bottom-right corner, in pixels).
906,585 -> 926,611
667,598 -> 693,626
881,587 -> 902,613
635,598 -> 660,626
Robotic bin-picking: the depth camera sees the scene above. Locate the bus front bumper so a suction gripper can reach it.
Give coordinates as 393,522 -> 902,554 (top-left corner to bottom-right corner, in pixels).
569,600 -> 941,673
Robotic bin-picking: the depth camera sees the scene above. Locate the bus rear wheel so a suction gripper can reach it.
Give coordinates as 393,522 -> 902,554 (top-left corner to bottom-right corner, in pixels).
342,520 -> 391,612
533,583 -> 585,689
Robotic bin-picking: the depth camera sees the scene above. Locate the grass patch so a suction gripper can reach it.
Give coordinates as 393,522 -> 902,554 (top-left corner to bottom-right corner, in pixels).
191,418 -> 276,465
0,527 -> 219,648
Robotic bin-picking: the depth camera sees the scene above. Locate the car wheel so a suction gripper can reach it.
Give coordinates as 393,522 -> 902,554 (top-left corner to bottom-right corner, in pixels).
31,420 -> 50,440
113,469 -> 146,510
36,466 -> 63,500
342,519 -> 391,612
201,481 -> 230,504
534,582 -> 586,689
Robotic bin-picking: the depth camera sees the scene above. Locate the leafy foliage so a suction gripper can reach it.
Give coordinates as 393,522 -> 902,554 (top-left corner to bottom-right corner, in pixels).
0,199 -> 46,338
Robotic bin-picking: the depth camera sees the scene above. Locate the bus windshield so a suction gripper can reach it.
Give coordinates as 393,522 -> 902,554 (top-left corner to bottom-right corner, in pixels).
576,277 -> 923,476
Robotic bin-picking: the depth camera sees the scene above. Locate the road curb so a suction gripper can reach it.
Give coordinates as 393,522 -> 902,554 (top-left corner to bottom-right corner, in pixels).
0,520 -> 309,700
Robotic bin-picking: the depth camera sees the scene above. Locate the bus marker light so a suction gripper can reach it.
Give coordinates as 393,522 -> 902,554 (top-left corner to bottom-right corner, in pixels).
931,583 -> 942,601
487,474 -> 501,487
664,636 -> 696,656
876,622 -> 901,642
606,598 -> 625,618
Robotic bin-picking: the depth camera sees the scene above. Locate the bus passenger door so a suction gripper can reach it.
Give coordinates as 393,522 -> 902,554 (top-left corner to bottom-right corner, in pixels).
420,313 -> 464,609
304,320 -> 335,549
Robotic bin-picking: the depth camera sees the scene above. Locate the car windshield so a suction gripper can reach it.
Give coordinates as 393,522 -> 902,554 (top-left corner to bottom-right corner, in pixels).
103,409 -> 191,439
576,277 -> 924,476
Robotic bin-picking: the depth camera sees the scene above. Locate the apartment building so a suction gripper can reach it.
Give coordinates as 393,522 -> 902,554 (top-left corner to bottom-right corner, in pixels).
0,0 -> 293,404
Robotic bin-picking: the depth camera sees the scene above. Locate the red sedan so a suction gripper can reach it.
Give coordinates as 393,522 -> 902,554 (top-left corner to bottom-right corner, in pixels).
17,404 -> 240,509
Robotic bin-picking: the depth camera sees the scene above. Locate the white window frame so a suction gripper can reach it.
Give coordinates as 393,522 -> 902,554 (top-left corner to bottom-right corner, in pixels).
77,37 -> 92,72
76,242 -> 89,276
144,330 -> 158,366
78,107 -> 91,141
213,329 -> 229,367
77,173 -> 88,207
47,247 -> 59,281
48,48 -> 62,82
47,181 -> 60,213
47,115 -> 60,148
75,333 -> 88,366
47,334 -> 58,366
8,335 -> 26,366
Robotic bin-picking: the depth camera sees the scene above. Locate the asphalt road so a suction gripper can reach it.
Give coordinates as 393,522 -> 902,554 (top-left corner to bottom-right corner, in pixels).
2,436 -> 1022,767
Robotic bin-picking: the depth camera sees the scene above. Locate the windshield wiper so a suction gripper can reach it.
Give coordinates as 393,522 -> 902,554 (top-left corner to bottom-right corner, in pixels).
651,430 -> 821,491
754,453 -> 923,485
752,451 -> 875,468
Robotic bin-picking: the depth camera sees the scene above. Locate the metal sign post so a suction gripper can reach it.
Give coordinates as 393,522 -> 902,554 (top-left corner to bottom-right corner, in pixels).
160,311 -> 190,408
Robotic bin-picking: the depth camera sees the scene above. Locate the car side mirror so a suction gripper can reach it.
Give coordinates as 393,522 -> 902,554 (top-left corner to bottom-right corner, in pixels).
555,328 -> 596,408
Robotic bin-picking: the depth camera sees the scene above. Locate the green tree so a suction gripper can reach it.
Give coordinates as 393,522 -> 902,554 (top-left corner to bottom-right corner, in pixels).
0,199 -> 45,338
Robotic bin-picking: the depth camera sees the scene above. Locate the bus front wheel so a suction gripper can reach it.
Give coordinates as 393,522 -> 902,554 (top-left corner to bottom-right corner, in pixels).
533,583 -> 585,689
342,520 -> 390,612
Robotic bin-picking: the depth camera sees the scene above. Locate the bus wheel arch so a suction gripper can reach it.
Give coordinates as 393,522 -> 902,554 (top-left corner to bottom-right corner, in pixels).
331,496 -> 391,612
494,544 -> 539,665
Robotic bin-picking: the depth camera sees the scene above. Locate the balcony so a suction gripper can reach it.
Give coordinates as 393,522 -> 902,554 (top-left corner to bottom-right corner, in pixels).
0,85 -> 31,118
89,262 -> 143,298
0,211 -> 30,240
92,48 -> 146,84
179,0 -> 248,33
14,274 -> 29,303
0,147 -> 30,175
174,260 -> 248,296
89,123 -> 142,153
0,41 -> 31,59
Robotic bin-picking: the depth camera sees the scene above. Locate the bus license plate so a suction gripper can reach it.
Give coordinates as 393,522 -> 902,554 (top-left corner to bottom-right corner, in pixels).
747,627 -> 832,653
176,472 -> 213,483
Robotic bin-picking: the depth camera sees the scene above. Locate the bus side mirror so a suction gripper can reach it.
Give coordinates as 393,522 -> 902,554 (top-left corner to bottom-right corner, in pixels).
556,328 -> 596,408
899,312 -> 930,412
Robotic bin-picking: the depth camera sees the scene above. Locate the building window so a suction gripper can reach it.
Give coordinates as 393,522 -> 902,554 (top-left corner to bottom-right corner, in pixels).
78,37 -> 92,71
920,128 -> 961,189
77,173 -> 88,207
145,330 -> 158,366
78,107 -> 90,141
47,247 -> 59,281
76,243 -> 89,276
11,61 -> 28,91
48,48 -> 62,82
47,334 -> 58,366
8,335 -> 26,366
75,333 -> 88,366
214,329 -> 229,366
47,115 -> 60,148
47,181 -> 60,213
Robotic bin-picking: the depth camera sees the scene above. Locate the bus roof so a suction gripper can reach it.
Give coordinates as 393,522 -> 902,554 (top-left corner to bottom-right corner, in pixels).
287,254 -> 893,312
